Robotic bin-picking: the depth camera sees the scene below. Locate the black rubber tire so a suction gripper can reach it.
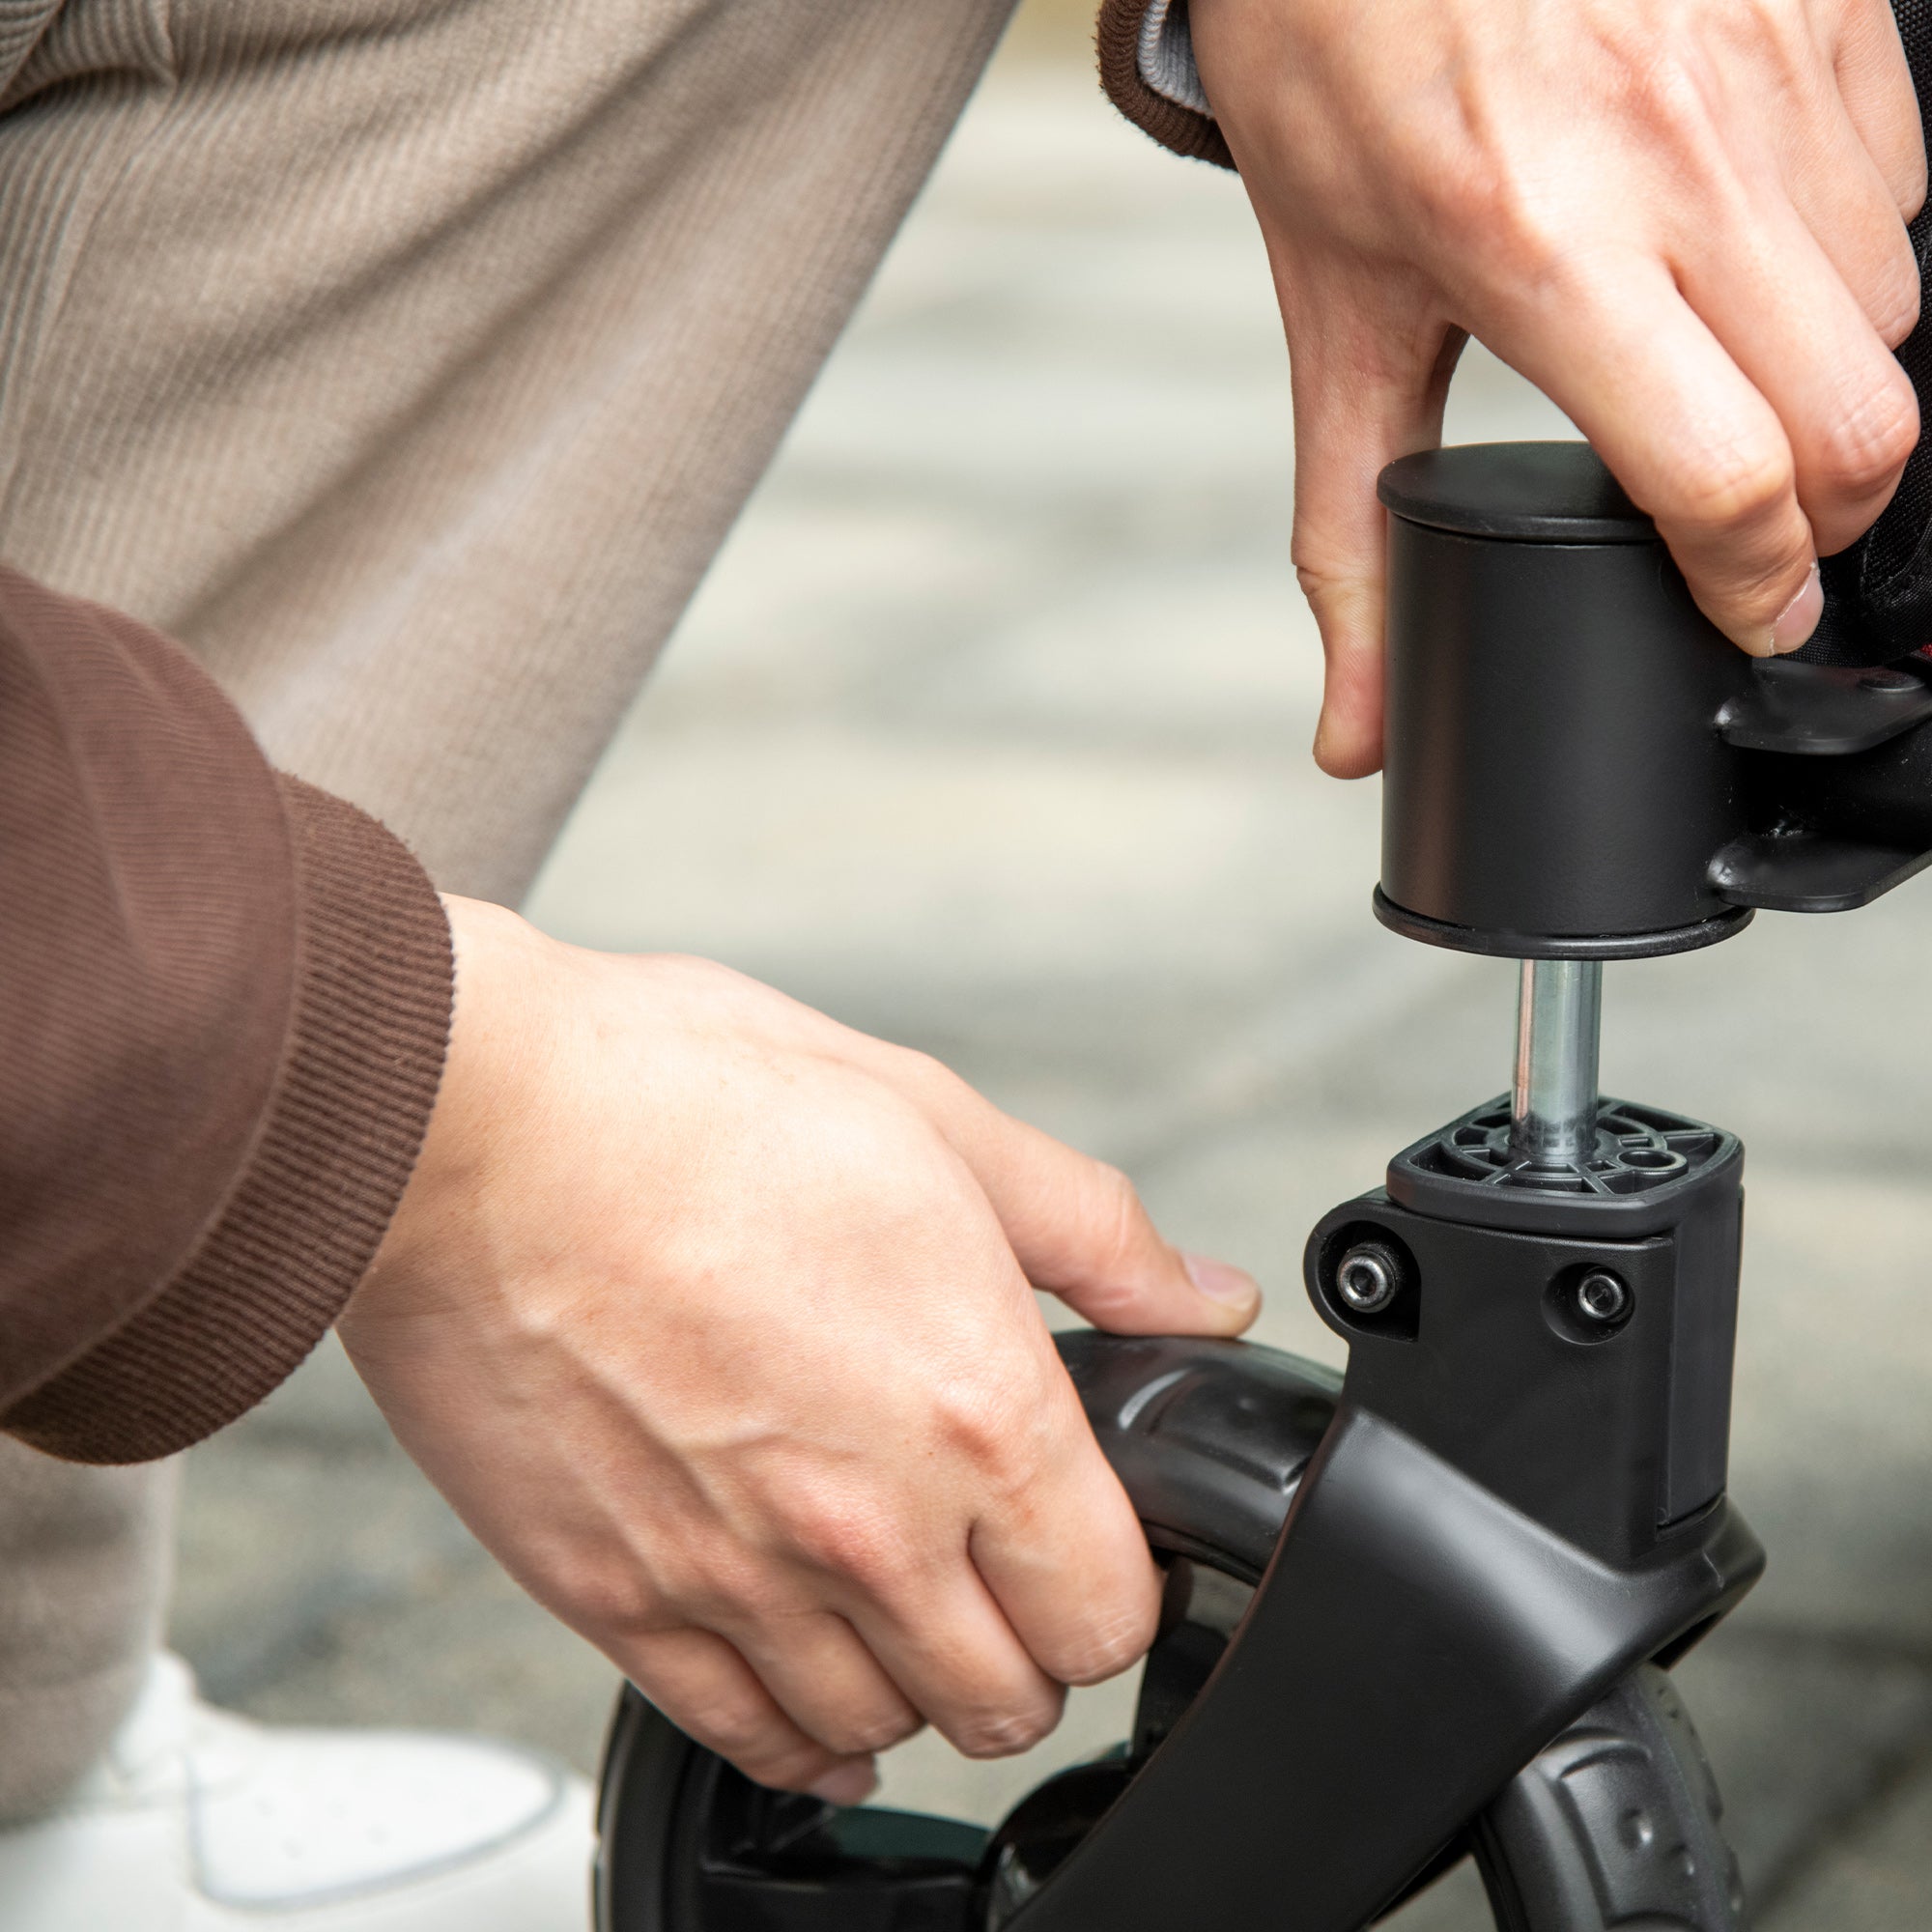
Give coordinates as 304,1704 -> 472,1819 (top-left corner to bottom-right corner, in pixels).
1474,1665 -> 1745,1932
594,1335 -> 1745,1932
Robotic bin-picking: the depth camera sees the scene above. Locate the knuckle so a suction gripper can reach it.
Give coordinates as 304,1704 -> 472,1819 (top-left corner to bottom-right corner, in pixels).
1381,92 -> 1544,259
687,1696 -> 786,1766
1424,163 -> 1561,290
1886,101 -> 1930,224
561,1559 -> 673,1646
1077,1161 -> 1151,1278
1814,378 -> 1919,497
932,1373 -> 1033,1477
890,1044 -> 964,1099
737,1743 -> 830,1793
676,1551 -> 794,1633
1479,206 -> 1567,295
1666,437 -> 1795,534
1869,249 -> 1922,351
823,1707 -> 921,1756
1057,1603 -> 1161,1688
1291,555 -> 1378,647
1291,554 -> 1347,603
939,1400 -> 1077,1527
561,1571 -> 645,1638
785,1495 -> 909,1591
1899,155 -> 1930,227
953,1701 -> 1060,1760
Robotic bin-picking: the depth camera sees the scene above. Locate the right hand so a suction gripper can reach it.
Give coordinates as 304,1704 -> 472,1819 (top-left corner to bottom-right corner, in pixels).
1190,0 -> 1929,776
338,898 -> 1262,1802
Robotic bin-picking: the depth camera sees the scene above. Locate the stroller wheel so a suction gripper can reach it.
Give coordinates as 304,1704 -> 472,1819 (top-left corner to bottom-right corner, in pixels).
594,1334 -> 1743,1931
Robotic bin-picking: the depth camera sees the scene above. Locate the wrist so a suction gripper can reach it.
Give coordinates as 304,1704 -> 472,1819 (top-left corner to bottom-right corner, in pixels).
347,895 -> 552,1319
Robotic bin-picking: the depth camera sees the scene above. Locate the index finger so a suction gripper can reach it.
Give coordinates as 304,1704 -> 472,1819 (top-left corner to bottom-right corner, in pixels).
1491,252 -> 1821,655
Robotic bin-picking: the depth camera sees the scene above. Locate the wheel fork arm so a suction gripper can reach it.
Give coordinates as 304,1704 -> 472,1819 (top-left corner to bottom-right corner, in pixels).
1017,1396 -> 1760,1932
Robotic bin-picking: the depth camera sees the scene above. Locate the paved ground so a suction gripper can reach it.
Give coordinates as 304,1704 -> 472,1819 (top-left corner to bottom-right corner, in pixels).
172,15 -> 1932,1925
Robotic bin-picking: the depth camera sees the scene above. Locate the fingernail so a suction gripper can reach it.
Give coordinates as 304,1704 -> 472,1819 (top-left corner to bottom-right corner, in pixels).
1183,1252 -> 1262,1309
808,1760 -> 879,1807
1767,563 -> 1822,656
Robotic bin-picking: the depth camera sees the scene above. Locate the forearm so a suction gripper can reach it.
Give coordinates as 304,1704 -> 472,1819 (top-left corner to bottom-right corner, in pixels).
0,567 -> 452,1463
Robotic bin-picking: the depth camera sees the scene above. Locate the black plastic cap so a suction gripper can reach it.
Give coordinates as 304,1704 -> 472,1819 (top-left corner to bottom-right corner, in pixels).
1378,442 -> 1657,545
1378,441 -> 1752,953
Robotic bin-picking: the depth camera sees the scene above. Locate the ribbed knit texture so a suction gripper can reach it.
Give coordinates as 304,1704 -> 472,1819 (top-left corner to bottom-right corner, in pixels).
1096,0 -> 1233,169
0,555 -> 454,1464
7,780 -> 453,1464
0,567 -> 299,1406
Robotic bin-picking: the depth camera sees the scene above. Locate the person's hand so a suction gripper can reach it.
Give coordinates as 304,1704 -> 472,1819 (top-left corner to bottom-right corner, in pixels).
338,896 -> 1261,1802
1188,0 -> 1928,775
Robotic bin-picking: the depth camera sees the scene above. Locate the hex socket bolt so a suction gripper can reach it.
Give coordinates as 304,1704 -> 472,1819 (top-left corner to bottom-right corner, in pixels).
1575,1269 -> 1630,1325
1336,1242 -> 1403,1315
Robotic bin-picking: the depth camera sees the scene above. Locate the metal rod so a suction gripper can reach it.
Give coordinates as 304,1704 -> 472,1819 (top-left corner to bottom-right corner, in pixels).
1510,960 -> 1603,1169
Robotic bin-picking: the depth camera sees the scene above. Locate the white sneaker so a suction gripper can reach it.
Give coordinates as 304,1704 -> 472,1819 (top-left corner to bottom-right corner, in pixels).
0,1653 -> 594,1930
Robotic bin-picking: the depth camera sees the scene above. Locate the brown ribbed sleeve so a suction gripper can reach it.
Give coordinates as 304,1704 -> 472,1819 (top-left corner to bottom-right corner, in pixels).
1096,0 -> 1234,169
0,566 -> 452,1464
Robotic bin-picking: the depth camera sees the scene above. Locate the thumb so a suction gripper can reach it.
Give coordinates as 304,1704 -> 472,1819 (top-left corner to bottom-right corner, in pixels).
867,1049 -> 1261,1335
990,1131 -> 1262,1338
1285,283 -> 1465,778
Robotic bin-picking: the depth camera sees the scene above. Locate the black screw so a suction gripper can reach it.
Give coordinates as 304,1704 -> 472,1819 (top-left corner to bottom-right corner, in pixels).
1336,1242 -> 1402,1315
1575,1268 -> 1630,1326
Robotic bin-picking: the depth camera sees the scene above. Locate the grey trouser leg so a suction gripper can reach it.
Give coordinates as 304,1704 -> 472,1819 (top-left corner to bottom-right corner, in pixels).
0,1448 -> 174,1820
0,0 -> 1015,1814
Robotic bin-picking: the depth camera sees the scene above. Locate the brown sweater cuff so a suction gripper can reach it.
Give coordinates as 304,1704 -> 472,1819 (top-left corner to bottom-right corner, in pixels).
1096,0 -> 1233,170
8,780 -> 452,1463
